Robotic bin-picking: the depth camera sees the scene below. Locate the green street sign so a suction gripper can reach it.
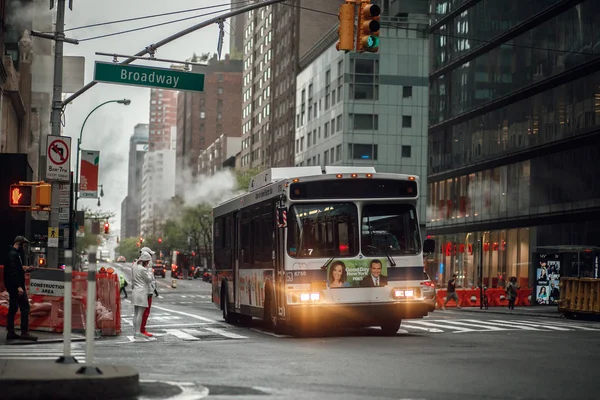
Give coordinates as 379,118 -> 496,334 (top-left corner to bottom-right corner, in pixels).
93,62 -> 205,92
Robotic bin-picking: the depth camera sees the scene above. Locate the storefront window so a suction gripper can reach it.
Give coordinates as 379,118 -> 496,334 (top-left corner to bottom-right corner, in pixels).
428,228 -> 530,290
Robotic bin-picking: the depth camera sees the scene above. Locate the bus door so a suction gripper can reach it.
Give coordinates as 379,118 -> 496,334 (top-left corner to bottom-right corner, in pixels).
275,200 -> 287,318
234,211 -> 241,309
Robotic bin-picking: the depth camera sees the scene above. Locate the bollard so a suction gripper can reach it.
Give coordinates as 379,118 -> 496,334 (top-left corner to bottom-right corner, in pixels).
56,265 -> 77,364
172,279 -> 177,288
77,263 -> 102,375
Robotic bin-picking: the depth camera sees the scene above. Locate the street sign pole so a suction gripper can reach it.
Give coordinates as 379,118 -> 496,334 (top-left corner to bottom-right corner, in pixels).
48,0 -> 67,271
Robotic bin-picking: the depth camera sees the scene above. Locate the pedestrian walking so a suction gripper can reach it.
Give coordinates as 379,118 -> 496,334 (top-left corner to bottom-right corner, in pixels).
131,252 -> 153,339
119,272 -> 128,299
140,247 -> 159,337
506,276 -> 519,310
442,274 -> 461,310
4,236 -> 37,341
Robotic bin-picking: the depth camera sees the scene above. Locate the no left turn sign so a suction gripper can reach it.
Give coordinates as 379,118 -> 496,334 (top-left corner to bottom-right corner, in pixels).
45,135 -> 71,182
48,139 -> 69,165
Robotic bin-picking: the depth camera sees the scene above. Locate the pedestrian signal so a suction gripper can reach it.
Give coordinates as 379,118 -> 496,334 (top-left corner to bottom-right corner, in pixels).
36,184 -> 52,207
9,185 -> 33,208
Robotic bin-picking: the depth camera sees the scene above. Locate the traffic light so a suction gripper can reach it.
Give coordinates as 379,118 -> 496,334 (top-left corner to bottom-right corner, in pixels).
104,222 -> 109,234
38,258 -> 46,267
9,184 -> 33,208
336,1 -> 355,52
356,0 -> 381,53
35,184 -> 51,207
158,238 -> 162,244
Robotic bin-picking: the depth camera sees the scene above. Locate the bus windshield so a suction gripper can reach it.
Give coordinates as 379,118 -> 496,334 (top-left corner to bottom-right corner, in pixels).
287,203 -> 358,259
362,204 -> 421,256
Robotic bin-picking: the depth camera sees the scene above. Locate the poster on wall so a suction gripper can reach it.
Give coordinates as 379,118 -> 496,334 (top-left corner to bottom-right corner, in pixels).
535,253 -> 561,305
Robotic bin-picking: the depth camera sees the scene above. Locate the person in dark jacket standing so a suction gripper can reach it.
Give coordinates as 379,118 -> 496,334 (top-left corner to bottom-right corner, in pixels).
4,236 -> 37,341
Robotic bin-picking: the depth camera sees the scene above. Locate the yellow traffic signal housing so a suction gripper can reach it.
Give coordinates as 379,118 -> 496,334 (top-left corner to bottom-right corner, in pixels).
36,184 -> 52,207
9,184 -> 33,208
336,2 -> 355,52
356,0 -> 381,53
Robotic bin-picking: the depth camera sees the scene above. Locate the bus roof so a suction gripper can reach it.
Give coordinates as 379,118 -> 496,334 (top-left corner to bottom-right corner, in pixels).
213,167 -> 420,218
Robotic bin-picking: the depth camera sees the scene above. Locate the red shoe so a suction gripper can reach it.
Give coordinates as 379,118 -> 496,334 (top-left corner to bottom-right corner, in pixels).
142,331 -> 153,337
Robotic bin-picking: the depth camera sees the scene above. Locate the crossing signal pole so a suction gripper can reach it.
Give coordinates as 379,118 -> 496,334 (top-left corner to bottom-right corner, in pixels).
356,0 -> 381,53
336,1 -> 356,52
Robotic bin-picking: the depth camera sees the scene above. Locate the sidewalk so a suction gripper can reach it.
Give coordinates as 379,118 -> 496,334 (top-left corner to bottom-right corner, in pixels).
0,330 -> 86,346
0,360 -> 139,400
452,306 -> 564,319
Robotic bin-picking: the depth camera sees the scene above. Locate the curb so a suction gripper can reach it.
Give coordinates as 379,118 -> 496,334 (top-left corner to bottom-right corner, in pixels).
456,308 -> 563,319
1,362 -> 139,400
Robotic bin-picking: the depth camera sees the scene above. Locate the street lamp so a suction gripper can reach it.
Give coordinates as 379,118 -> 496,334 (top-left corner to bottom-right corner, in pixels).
74,99 -> 131,213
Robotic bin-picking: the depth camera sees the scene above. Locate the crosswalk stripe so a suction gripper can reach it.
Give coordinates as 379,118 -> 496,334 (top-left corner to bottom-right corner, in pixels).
163,329 -> 201,341
399,324 -> 444,333
461,319 -> 545,331
204,327 -> 248,339
489,320 -> 571,331
434,320 -> 510,331
518,320 -> 600,331
403,320 -> 477,332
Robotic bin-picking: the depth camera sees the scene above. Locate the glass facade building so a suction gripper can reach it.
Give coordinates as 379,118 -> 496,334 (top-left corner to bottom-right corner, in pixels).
427,0 -> 600,291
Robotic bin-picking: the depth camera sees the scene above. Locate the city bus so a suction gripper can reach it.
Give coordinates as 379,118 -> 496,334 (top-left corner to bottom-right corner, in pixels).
212,166 -> 435,335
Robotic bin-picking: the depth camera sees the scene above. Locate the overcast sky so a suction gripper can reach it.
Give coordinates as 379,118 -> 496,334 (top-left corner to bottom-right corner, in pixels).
62,1 -> 232,231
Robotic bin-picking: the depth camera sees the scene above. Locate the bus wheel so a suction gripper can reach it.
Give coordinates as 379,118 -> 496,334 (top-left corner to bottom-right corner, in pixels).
380,321 -> 401,336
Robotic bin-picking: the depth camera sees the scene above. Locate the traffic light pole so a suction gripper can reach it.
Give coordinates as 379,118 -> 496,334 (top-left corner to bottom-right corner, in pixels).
60,0 -> 291,107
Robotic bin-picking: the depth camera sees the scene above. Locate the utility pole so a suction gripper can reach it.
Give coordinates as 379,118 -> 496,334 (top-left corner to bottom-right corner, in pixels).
47,0 -> 68,270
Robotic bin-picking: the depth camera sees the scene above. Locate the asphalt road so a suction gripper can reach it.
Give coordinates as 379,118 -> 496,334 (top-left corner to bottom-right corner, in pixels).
5,262 -> 600,400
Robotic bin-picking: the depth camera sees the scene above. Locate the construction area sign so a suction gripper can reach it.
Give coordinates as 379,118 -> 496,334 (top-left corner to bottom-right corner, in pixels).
46,135 -> 71,182
79,150 -> 100,198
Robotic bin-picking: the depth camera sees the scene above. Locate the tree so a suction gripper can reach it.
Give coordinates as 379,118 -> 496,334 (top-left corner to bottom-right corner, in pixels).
115,237 -> 141,262
235,167 -> 262,192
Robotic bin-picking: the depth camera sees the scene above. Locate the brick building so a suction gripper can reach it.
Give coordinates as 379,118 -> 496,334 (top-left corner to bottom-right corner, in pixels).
149,88 -> 177,151
176,55 -> 242,193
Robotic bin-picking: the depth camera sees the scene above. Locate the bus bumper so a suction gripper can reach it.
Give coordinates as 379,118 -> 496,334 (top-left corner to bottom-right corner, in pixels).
287,301 -> 429,326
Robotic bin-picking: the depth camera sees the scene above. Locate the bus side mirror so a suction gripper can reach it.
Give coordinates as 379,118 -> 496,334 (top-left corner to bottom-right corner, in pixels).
423,239 -> 435,254
277,207 -> 288,228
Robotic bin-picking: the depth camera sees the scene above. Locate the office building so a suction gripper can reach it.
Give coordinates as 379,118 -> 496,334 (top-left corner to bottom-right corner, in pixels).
149,88 -> 177,151
121,124 -> 149,238
198,134 -> 242,176
426,0 -> 600,294
140,149 -> 176,236
294,11 -> 430,226
176,55 -> 242,192
238,1 -> 339,171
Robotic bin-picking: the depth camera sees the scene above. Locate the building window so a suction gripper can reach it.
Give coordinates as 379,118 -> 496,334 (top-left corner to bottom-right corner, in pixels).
351,58 -> 379,100
200,123 -> 205,132
336,144 -> 341,161
402,115 -> 412,128
218,87 -> 223,94
200,112 -> 206,119
324,122 -> 329,138
307,132 -> 312,147
330,147 -> 334,163
324,150 -> 329,164
402,145 -> 411,158
351,114 -> 378,130
403,86 -> 413,98
336,115 -> 342,132
217,100 -> 223,109
217,124 -> 222,133
217,112 -> 223,120
218,74 -> 224,82
349,143 -> 378,160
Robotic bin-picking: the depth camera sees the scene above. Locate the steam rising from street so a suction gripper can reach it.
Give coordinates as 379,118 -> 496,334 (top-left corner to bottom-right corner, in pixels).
175,168 -> 241,208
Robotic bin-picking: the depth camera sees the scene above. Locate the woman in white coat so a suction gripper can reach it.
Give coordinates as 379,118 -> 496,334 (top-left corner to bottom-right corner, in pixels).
131,252 -> 153,338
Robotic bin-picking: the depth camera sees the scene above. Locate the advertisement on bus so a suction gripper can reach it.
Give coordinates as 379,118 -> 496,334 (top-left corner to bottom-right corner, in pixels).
327,258 -> 388,288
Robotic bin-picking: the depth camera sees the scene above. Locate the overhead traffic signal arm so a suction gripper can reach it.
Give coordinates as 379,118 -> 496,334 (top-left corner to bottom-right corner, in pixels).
356,0 -> 381,53
336,1 -> 356,52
